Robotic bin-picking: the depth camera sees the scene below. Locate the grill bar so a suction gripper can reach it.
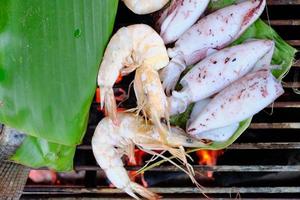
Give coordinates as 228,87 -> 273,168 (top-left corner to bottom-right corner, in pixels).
19,199 -> 300,200
282,82 -> 300,88
269,102 -> 300,108
249,123 -> 300,129
91,101 -> 300,108
77,142 -> 300,151
23,186 -> 300,194
22,0 -> 300,199
84,122 -> 300,132
287,40 -> 300,46
268,20 -> 300,25
267,0 -> 300,5
229,142 -> 300,149
73,165 -> 300,172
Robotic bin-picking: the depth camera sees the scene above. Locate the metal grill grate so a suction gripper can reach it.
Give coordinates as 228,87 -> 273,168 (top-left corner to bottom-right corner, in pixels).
21,0 -> 300,199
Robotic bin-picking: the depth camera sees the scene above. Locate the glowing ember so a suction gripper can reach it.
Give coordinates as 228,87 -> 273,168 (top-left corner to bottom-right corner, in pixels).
128,149 -> 148,187
115,74 -> 123,84
196,150 -> 223,178
114,88 -> 127,102
95,88 -> 127,113
108,149 -> 148,188
29,170 -> 57,184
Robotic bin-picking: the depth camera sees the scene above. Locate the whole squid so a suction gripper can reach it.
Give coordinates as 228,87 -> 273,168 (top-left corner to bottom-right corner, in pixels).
187,99 -> 239,142
156,0 -> 210,44
160,0 -> 266,94
168,39 -> 275,115
187,69 -> 284,136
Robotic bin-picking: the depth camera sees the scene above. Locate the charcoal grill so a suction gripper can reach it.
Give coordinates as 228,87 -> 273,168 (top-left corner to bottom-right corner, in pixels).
20,0 -> 300,199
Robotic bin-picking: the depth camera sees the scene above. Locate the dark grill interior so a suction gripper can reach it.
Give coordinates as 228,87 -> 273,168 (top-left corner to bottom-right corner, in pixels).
21,0 -> 300,199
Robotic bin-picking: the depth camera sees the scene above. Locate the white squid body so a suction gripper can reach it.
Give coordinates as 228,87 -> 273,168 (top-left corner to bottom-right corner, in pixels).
187,99 -> 239,142
157,0 -> 210,44
187,69 -> 284,136
97,24 -> 169,124
160,0 -> 266,94
122,0 -> 169,14
92,113 -> 206,200
168,39 -> 274,115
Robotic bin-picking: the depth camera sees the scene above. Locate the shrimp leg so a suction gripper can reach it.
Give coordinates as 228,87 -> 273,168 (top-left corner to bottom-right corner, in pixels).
92,116 -> 160,200
92,113 -> 208,199
134,65 -> 170,144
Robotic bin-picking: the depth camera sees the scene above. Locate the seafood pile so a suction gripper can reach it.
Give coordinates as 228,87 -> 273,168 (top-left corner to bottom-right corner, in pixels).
93,0 -> 288,199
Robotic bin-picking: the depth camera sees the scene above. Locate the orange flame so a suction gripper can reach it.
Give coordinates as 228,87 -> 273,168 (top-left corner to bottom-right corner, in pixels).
29,170 -> 58,184
108,149 -> 148,188
95,74 -> 123,105
128,149 -> 148,187
115,74 -> 123,84
95,87 -> 127,114
196,150 -> 223,178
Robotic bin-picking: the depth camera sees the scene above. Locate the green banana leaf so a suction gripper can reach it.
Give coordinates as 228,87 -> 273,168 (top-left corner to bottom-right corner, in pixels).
0,0 -> 118,171
139,0 -> 297,173
12,136 -> 76,171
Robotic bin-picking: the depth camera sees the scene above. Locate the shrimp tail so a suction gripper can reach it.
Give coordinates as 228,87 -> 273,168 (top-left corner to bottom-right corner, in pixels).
92,114 -> 162,200
126,142 -> 136,164
99,86 -> 106,111
128,182 -> 161,200
106,166 -> 159,200
101,86 -> 119,125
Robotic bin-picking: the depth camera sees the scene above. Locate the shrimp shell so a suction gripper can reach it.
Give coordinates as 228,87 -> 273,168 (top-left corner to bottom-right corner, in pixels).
123,0 -> 169,15
134,65 -> 170,143
97,24 -> 169,124
92,113 -> 206,199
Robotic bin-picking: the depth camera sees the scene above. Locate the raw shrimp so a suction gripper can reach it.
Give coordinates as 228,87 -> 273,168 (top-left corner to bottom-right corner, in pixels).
156,0 -> 210,44
134,65 -> 170,143
92,113 -> 206,200
123,0 -> 169,15
97,24 -> 169,124
168,39 -> 275,115
187,69 -> 284,135
187,99 -> 239,142
160,0 -> 266,94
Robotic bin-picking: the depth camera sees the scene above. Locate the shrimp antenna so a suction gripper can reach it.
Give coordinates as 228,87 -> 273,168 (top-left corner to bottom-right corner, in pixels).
117,80 -> 135,108
138,146 -> 211,199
